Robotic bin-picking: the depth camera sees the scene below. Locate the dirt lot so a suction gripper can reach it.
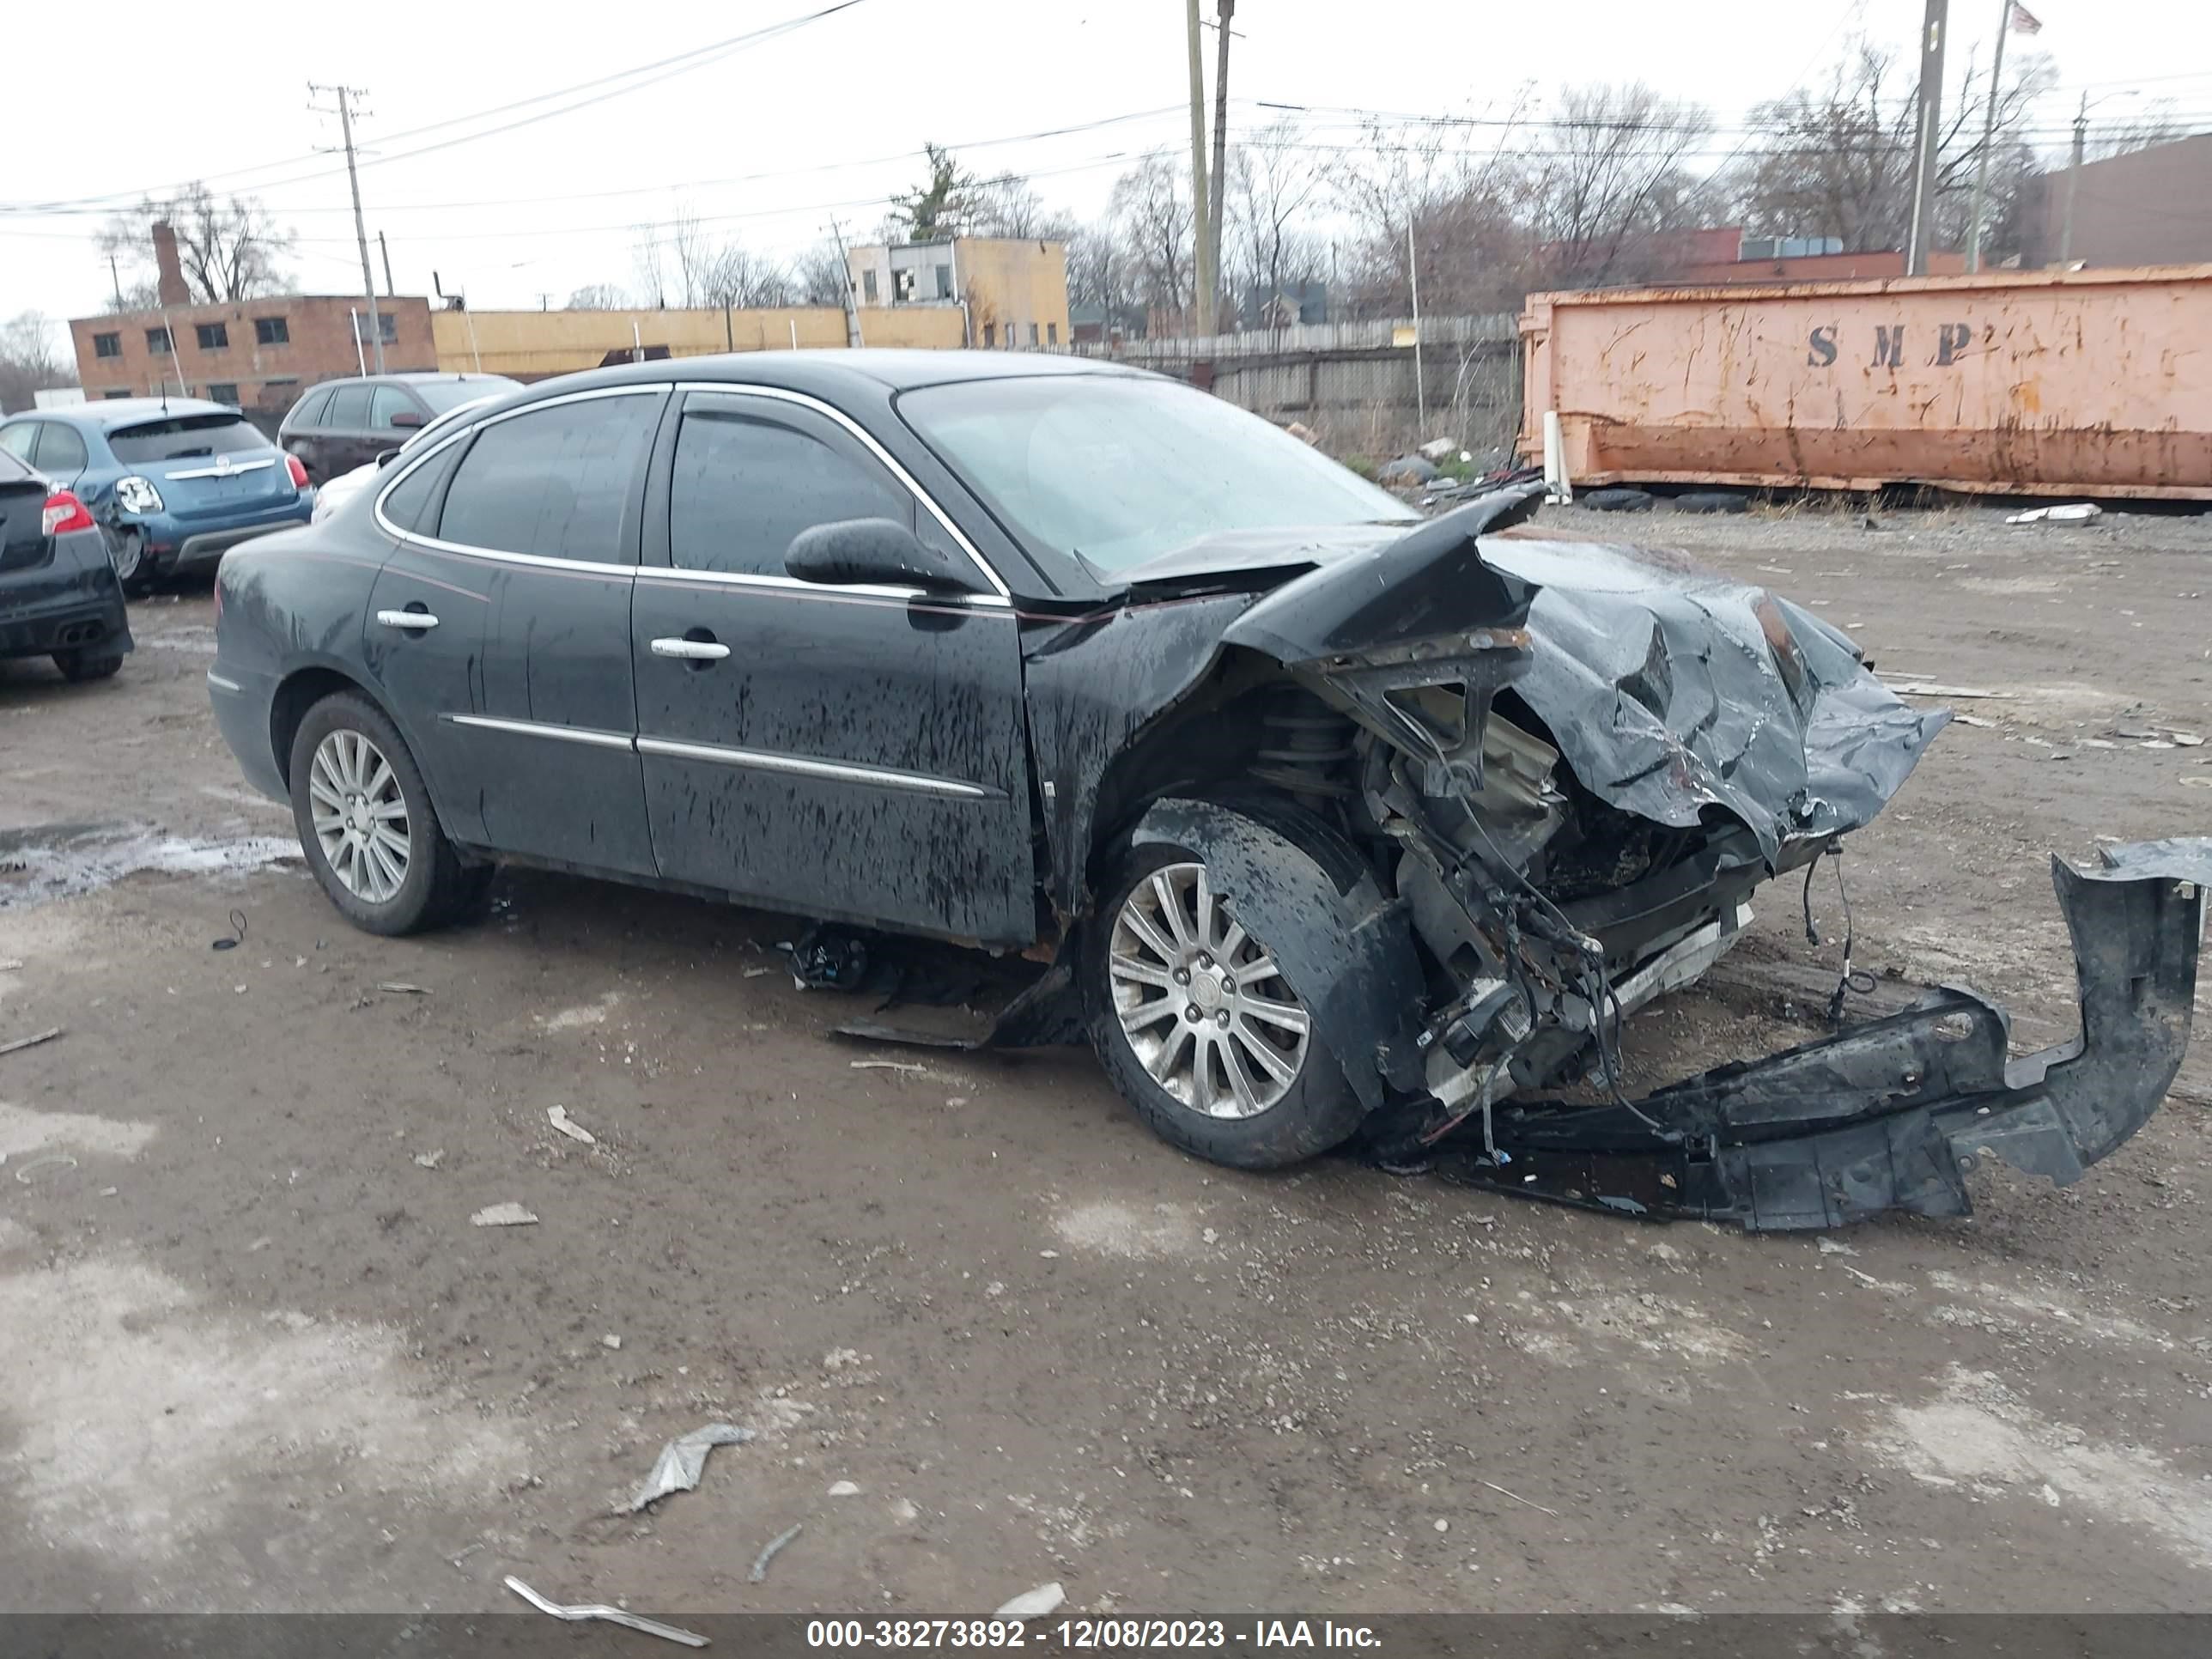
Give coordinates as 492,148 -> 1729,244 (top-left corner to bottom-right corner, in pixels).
3,501 -> 2210,1620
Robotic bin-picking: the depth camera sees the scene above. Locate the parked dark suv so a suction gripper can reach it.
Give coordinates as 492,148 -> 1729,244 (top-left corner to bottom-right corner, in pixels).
278,373 -> 517,484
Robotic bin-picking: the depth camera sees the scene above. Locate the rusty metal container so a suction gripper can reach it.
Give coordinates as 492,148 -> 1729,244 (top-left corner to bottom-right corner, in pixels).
1519,264 -> 2212,500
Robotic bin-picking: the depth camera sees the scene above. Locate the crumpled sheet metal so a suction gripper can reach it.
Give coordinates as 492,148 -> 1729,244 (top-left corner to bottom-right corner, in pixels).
629,1422 -> 753,1512
1480,533 -> 1948,863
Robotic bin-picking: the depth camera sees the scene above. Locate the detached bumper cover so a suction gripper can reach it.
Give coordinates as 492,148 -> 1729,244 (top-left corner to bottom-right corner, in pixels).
1427,839 -> 2212,1231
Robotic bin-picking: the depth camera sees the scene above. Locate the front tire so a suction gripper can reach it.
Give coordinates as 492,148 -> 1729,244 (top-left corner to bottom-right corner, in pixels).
288,691 -> 487,936
1084,817 -> 1364,1171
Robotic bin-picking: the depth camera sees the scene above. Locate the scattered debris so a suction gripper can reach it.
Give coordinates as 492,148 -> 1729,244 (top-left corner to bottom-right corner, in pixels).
1887,682 -> 2017,700
470,1202 -> 539,1227
629,1423 -> 754,1512
2007,502 -> 2103,525
1479,1479 -> 1560,1517
601,1333 -> 623,1351
993,1583 -> 1066,1620
1376,455 -> 1438,486
374,981 -> 432,995
1285,422 -> 1319,447
504,1576 -> 707,1648
742,966 -> 773,978
412,1149 -> 445,1170
0,959 -> 22,972
1417,437 -> 1460,463
849,1059 -> 928,1075
827,1479 -> 861,1497
749,1522 -> 804,1583
13,1154 -> 77,1186
1671,489 -> 1750,514
210,908 -> 247,951
1580,487 -> 1654,514
0,1027 -> 63,1059
547,1105 -> 596,1146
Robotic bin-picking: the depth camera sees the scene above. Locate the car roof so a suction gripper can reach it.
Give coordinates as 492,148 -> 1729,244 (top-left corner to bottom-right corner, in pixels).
21,397 -> 242,430
509,348 -> 1153,404
311,372 -> 516,387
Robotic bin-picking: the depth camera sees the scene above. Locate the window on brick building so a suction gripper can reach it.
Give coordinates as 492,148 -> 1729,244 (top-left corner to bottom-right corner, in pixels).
207,383 -> 240,407
197,322 -> 229,350
146,327 -> 172,355
92,332 -> 120,358
254,316 -> 289,345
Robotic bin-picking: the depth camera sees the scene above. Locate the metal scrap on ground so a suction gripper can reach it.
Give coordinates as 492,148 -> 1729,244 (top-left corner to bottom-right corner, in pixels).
993,1583 -> 1067,1619
469,1202 -> 538,1227
0,1027 -> 63,1058
629,1422 -> 755,1512
749,1522 -> 803,1583
504,1576 -> 708,1647
547,1104 -> 596,1145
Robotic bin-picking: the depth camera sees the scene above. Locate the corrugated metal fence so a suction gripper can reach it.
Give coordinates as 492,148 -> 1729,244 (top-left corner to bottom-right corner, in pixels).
1062,315 -> 1523,459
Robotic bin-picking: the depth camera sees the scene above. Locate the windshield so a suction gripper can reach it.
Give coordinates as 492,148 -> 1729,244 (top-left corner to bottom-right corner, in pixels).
899,375 -> 1418,576
109,413 -> 270,465
414,377 -> 518,415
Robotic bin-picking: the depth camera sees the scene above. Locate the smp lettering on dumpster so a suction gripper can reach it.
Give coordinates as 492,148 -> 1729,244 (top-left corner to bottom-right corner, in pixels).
1807,322 -> 1978,367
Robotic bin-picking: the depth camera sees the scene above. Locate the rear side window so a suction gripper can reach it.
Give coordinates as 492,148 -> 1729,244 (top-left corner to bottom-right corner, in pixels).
33,424 -> 88,474
324,385 -> 371,430
108,413 -> 268,465
380,444 -> 462,535
437,393 -> 659,561
289,386 -> 333,428
669,405 -> 908,577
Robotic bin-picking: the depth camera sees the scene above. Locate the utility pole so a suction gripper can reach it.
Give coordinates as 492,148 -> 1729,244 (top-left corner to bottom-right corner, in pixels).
1207,0 -> 1234,331
1964,0 -> 2024,273
378,230 -> 395,298
310,82 -> 385,372
2058,94 -> 2087,264
1904,0 -> 1948,277
107,252 -> 124,311
826,217 -> 864,347
1184,0 -> 1215,337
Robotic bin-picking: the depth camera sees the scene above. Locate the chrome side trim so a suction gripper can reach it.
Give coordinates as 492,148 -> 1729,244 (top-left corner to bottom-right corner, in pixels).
635,735 -> 994,799
635,565 -> 1005,605
673,380 -> 1012,602
168,456 -> 276,480
443,713 -> 636,751
206,672 -> 243,693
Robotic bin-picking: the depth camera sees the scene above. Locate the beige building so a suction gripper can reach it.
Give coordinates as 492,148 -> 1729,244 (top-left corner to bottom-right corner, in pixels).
431,304 -> 967,380
843,237 -> 1071,351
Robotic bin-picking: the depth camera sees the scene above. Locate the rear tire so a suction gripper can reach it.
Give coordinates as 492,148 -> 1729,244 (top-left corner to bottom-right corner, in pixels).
53,649 -> 124,683
288,690 -> 485,936
1083,808 -> 1365,1171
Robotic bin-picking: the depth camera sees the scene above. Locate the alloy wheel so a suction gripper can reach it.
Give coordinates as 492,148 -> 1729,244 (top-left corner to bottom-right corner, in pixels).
1107,860 -> 1311,1118
307,728 -> 411,902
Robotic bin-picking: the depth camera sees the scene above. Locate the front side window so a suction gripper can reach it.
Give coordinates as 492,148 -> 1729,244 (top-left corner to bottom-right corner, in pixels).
901,375 -> 1418,577
93,332 -> 120,359
197,322 -> 229,350
255,316 -> 290,345
437,393 -> 659,561
668,403 -> 908,578
368,386 -> 418,428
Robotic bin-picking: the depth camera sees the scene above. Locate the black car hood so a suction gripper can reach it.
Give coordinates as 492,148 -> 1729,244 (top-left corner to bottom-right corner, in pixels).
1119,498 -> 1945,862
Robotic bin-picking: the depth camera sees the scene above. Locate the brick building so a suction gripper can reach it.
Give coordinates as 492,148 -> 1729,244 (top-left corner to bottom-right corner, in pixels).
2018,133 -> 2212,268
69,222 -> 436,428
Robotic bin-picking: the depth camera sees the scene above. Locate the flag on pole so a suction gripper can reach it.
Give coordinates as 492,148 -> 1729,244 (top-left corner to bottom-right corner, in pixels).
2008,3 -> 2043,33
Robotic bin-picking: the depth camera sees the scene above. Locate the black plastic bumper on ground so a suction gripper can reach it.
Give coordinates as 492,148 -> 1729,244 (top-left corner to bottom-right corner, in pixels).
1428,839 -> 2212,1231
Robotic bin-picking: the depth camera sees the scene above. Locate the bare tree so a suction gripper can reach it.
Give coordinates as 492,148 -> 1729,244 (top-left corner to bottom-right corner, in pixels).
1064,223 -> 1136,336
1522,82 -> 1715,286
0,312 -> 71,415
633,226 -> 673,309
791,241 -> 852,307
1108,155 -> 1195,323
969,172 -> 1077,240
1721,37 -> 2053,258
566,283 -> 630,310
1224,118 -> 1328,325
1332,101 -> 1535,316
2083,102 -> 2203,161
97,183 -> 295,304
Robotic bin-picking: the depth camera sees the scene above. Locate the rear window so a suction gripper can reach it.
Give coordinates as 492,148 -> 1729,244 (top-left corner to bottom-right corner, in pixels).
108,413 -> 270,465
416,377 -> 517,414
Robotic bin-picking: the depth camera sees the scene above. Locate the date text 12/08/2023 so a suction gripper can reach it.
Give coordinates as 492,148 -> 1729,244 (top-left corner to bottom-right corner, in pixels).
805,1620 -> 1384,1650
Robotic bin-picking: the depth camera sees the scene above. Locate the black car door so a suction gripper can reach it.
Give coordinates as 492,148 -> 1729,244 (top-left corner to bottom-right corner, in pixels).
632,387 -> 1036,946
406,385 -> 666,876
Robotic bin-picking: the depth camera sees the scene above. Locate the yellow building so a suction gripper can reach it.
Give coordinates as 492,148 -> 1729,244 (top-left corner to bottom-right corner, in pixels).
843,237 -> 1072,351
431,304 -> 966,380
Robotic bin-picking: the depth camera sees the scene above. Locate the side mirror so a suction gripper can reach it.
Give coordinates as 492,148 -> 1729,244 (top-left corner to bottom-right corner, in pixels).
388,410 -> 427,430
784,517 -> 982,594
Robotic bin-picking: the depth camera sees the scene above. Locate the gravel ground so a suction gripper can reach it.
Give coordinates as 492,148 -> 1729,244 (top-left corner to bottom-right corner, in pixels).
2,502 -> 2209,1619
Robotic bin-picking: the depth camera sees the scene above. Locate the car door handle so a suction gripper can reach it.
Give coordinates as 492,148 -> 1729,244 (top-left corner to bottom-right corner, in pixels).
650,637 -> 731,660
376,609 -> 439,630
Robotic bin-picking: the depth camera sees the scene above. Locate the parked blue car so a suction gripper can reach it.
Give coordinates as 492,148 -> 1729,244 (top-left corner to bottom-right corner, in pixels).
0,398 -> 314,592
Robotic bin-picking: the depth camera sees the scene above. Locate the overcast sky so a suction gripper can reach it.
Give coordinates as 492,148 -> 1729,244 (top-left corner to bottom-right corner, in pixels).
5,0 -> 2209,330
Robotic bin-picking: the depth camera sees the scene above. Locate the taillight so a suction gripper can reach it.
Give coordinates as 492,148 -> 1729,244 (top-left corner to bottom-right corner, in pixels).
41,491 -> 95,537
286,453 -> 310,489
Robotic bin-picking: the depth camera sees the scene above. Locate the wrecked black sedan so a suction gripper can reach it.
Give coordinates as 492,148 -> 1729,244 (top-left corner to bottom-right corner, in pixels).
208,353 -> 2210,1226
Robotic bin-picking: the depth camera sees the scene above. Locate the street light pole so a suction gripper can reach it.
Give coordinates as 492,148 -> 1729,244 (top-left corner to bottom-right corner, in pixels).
1963,0 -> 2012,274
